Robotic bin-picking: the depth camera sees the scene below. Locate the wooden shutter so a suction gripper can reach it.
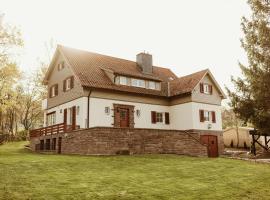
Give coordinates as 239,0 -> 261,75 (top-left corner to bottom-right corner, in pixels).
200,83 -> 204,93
165,112 -> 170,124
63,109 -> 67,124
70,76 -> 74,89
151,111 -> 156,124
55,84 -> 58,96
209,85 -> 213,94
49,87 -> 52,98
63,79 -> 66,92
212,111 -> 216,123
199,110 -> 204,122
72,106 -> 76,130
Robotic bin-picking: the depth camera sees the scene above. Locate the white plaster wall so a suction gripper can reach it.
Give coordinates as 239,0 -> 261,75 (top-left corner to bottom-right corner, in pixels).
169,103 -> 194,130
191,102 -> 222,131
89,98 -> 171,129
45,97 -> 88,128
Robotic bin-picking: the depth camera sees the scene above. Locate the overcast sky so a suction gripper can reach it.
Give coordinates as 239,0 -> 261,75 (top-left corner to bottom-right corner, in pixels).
0,0 -> 250,93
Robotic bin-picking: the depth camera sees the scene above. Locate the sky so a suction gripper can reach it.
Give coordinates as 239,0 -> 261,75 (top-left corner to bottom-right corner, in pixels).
0,0 -> 251,94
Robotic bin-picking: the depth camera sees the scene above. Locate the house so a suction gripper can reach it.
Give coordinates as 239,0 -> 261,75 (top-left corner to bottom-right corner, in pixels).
30,45 -> 226,157
223,127 -> 254,148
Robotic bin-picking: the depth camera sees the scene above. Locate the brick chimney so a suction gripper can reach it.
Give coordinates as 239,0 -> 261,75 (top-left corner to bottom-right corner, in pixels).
136,52 -> 153,74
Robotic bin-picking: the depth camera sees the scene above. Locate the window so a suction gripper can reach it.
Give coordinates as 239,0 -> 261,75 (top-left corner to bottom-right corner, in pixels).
49,84 -> 58,98
136,109 -> 141,117
200,83 -> 212,94
119,76 -> 127,85
204,111 -> 210,122
46,112 -> 56,126
149,81 -> 156,90
131,78 -> 145,88
156,112 -> 163,123
199,110 -> 216,123
58,62 -> 64,71
63,76 -> 74,92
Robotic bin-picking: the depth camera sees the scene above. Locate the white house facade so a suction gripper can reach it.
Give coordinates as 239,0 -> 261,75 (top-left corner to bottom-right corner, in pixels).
30,45 -> 226,157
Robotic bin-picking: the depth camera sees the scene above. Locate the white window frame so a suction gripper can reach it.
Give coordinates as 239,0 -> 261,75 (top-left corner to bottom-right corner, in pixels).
203,84 -> 211,94
131,78 -> 145,88
156,112 -> 163,123
66,78 -> 72,91
204,111 -> 211,122
119,76 -> 128,85
51,86 -> 56,97
149,81 -> 156,90
46,112 -> 56,126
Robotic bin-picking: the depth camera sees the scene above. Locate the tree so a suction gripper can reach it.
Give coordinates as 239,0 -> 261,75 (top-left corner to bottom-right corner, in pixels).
0,14 -> 23,134
227,0 -> 270,135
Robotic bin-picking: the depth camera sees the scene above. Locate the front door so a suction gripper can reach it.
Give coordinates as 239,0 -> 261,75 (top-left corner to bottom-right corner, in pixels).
119,108 -> 129,128
200,135 -> 218,157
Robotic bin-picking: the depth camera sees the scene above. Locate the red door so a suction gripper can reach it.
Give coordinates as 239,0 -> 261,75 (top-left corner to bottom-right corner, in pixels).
119,108 -> 129,128
200,135 -> 218,157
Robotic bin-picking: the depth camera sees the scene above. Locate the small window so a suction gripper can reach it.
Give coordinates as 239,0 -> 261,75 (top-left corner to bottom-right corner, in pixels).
105,107 -> 110,115
200,83 -> 212,94
58,62 -> 64,71
156,112 -> 163,123
63,76 -> 74,92
131,79 -> 145,88
204,111 -> 210,122
131,79 -> 139,87
149,81 -> 156,90
119,76 -> 127,85
50,84 -> 58,98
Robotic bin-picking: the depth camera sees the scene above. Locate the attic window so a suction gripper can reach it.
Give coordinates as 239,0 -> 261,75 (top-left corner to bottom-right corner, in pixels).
58,62 -> 65,71
119,76 -> 127,85
131,79 -> 145,88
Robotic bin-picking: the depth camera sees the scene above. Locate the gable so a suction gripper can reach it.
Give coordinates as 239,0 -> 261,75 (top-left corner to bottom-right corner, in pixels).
191,73 -> 224,105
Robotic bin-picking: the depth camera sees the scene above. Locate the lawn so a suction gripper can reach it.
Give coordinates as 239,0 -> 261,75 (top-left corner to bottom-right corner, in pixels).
0,142 -> 270,200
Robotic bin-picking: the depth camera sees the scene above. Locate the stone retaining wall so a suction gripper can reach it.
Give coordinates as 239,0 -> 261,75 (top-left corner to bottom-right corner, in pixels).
30,127 -> 223,157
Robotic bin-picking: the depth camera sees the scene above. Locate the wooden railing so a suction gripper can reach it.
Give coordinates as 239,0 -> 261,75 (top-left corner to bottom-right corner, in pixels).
30,123 -> 66,138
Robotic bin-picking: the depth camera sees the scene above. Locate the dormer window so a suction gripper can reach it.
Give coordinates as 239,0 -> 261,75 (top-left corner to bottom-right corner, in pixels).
63,76 -> 74,92
58,62 -> 65,71
149,81 -> 156,90
119,76 -> 127,85
200,83 -> 212,95
131,79 -> 145,88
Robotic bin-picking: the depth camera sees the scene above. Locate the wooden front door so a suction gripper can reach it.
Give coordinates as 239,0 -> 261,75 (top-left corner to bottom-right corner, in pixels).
200,135 -> 218,157
119,108 -> 129,128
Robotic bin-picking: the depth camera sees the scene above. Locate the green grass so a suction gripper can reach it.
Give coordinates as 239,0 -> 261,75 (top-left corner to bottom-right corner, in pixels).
1,142 -> 270,200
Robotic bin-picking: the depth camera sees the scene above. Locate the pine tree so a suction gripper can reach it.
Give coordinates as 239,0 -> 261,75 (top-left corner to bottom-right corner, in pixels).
227,0 -> 270,134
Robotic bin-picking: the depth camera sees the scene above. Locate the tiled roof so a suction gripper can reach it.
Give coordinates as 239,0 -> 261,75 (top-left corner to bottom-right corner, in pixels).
169,69 -> 208,96
56,45 -> 208,97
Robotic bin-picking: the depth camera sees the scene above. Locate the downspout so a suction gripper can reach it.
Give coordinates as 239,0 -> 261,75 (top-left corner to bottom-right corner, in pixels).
87,89 -> 92,128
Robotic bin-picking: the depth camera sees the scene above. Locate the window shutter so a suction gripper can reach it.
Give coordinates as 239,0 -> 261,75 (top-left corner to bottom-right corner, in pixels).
72,106 -> 76,130
63,109 -> 67,124
200,83 -> 204,93
209,85 -> 213,94
63,79 -> 66,92
71,76 -> 74,89
151,111 -> 156,124
212,111 -> 216,123
55,84 -> 58,96
199,110 -> 204,122
165,112 -> 170,124
49,87 -> 52,98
